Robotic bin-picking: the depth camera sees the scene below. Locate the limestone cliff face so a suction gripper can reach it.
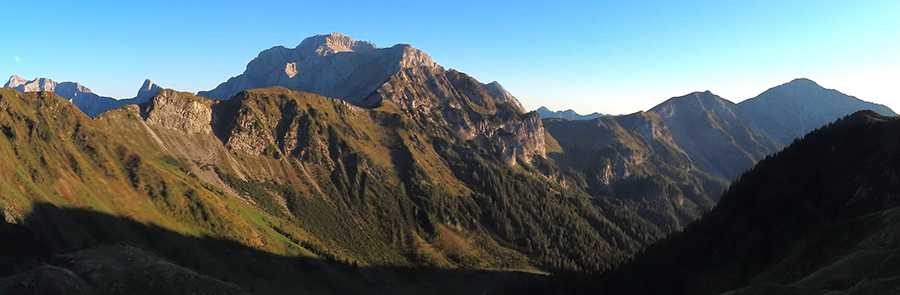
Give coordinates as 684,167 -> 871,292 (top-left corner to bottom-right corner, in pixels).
140,89 -> 213,135
199,32 -> 439,107
481,111 -> 546,164
209,88 -> 356,171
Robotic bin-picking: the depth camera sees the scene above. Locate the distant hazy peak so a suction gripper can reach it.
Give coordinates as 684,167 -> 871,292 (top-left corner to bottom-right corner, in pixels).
735,77 -> 897,145
537,106 -> 606,120
54,82 -> 94,98
682,90 -> 728,102
4,75 -> 28,88
785,77 -> 819,86
747,78 -> 895,112
650,90 -> 736,116
4,76 -> 95,95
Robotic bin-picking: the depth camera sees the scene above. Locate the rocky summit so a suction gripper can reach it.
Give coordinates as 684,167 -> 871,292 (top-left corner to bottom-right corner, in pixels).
200,32 -> 439,107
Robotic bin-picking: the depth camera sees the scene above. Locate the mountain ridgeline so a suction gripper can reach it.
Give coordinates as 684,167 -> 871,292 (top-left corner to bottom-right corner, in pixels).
0,33 -> 690,294
734,78 -> 898,145
537,106 -> 606,120
542,81 -> 894,230
1,32 -> 898,294
4,75 -> 163,117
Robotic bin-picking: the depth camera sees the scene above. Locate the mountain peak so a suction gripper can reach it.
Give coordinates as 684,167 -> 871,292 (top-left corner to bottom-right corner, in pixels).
651,91 -> 734,114
296,32 -> 377,56
785,77 -> 820,87
199,33 -> 439,104
135,79 -> 163,102
762,78 -> 829,95
4,75 -> 28,88
734,78 -> 897,145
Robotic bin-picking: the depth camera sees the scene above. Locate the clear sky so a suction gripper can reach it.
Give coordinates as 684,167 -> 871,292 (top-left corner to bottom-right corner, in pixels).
2,0 -> 897,115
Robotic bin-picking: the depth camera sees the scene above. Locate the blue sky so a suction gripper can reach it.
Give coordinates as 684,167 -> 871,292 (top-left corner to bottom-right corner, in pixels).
2,0 -> 898,114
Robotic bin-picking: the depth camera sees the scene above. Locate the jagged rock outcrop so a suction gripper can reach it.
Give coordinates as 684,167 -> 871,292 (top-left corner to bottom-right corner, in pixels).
140,89 -> 213,135
483,81 -> 525,113
734,78 -> 897,145
370,66 -> 545,162
5,75 -> 28,89
3,75 -> 162,117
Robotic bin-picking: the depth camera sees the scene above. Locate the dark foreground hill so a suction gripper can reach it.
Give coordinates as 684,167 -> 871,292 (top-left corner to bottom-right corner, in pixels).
600,110 -> 900,294
0,203 -> 546,295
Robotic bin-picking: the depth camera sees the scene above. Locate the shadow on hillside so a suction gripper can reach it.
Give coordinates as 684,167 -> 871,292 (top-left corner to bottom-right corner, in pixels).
0,203 -> 559,295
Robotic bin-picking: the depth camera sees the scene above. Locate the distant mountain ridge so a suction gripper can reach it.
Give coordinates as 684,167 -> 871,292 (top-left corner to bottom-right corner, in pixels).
537,106 -> 606,120
649,91 -> 782,181
542,79 -> 893,231
545,79 -> 894,182
734,78 -> 897,145
4,75 -> 162,117
607,110 -> 900,295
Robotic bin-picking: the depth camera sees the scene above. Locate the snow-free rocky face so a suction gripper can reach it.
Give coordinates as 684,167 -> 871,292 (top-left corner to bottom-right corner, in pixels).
200,32 -> 545,163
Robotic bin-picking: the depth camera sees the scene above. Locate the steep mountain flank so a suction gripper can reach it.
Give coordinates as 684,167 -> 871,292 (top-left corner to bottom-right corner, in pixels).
544,112 -> 727,232
89,87 -> 672,275
650,91 -> 782,181
735,78 -> 897,145
4,75 -> 163,117
370,67 -> 545,163
542,91 -> 779,234
0,87 -> 570,294
608,111 -> 900,295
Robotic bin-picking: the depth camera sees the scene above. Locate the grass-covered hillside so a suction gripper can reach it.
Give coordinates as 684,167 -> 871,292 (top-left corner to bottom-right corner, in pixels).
96,87 -> 677,273
0,85 -> 684,294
